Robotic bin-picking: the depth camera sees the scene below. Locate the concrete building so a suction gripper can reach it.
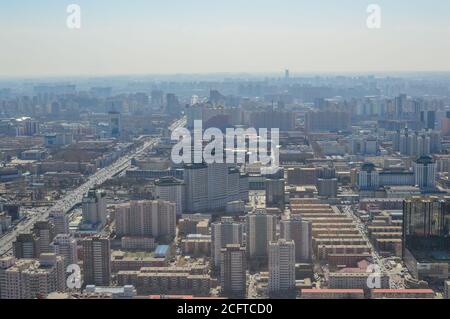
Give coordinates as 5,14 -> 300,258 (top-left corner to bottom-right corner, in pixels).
328,272 -> 390,290
48,210 -> 69,235
280,215 -> 312,262
220,244 -> 247,298
33,220 -> 55,254
117,266 -> 211,296
155,176 -> 185,216
115,200 -> 176,242
13,233 -> 41,259
265,178 -> 285,208
268,239 -> 296,296
246,209 -> 277,265
317,178 -> 338,198
183,164 -> 209,212
300,289 -> 365,299
413,156 -> 437,190
51,234 -> 78,269
211,217 -> 244,270
287,167 -> 317,186
81,236 -> 111,286
403,197 -> 450,282
82,188 -> 107,227
184,163 -> 249,213
0,254 -> 65,299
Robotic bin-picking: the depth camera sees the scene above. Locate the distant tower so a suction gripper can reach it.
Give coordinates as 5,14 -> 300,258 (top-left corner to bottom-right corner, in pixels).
109,111 -> 122,138
285,69 -> 290,80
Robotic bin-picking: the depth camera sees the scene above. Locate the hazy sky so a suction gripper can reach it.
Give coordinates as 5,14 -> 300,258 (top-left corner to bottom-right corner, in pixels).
1,0 -> 450,77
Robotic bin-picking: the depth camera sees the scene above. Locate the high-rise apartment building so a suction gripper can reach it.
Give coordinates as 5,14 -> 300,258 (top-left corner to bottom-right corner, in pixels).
48,210 -> 69,235
0,254 -> 65,299
211,217 -> 244,270
115,200 -> 176,242
280,215 -> 312,262
220,244 -> 247,298
13,233 -> 41,259
184,164 -> 209,212
155,177 -> 185,216
268,239 -> 296,296
413,156 -> 437,190
82,188 -> 107,227
246,209 -> 277,265
184,163 -> 249,213
33,220 -> 55,254
265,178 -> 285,208
51,234 -> 78,269
81,236 -> 111,286
403,197 -> 450,281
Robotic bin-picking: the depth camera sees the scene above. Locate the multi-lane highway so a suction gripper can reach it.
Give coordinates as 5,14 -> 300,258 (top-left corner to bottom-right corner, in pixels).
0,118 -> 187,256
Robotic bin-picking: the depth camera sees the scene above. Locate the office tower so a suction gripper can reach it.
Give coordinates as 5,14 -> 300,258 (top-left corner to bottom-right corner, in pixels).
81,236 -> 111,286
220,244 -> 247,298
33,220 -> 55,254
115,200 -> 176,241
48,210 -> 69,235
82,188 -> 107,227
0,254 -> 65,299
285,69 -> 290,80
403,197 -> 450,281
246,210 -> 277,265
211,217 -> 244,270
51,234 -> 78,269
155,176 -> 185,216
280,216 -> 312,262
305,110 -> 351,133
265,178 -> 285,208
268,239 -> 296,296
317,178 -> 338,198
13,233 -> 40,259
109,111 -> 122,138
184,163 -> 209,212
413,156 -> 436,190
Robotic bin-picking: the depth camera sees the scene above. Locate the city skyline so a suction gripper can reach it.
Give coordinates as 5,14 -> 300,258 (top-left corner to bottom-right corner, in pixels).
1,0 -> 450,305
